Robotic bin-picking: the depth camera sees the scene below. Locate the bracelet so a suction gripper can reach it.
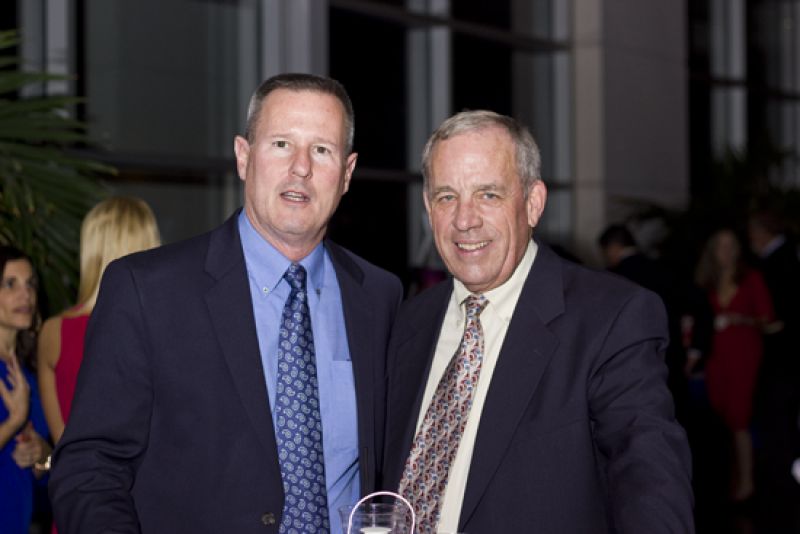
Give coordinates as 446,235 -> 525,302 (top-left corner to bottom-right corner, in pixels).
34,454 -> 52,472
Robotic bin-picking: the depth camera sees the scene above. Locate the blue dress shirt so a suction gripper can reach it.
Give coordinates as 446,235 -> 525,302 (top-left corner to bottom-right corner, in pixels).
238,212 -> 358,534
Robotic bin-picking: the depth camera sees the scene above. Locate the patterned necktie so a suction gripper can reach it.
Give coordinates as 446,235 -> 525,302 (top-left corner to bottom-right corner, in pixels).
274,263 -> 329,533
399,294 -> 489,533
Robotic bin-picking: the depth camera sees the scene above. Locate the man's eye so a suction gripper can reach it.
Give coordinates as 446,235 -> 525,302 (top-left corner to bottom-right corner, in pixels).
272,140 -> 288,148
482,192 -> 499,200
437,194 -> 455,203
314,146 -> 331,155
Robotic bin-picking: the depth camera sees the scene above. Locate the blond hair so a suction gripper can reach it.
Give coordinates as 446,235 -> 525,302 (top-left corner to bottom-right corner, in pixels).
77,196 -> 161,310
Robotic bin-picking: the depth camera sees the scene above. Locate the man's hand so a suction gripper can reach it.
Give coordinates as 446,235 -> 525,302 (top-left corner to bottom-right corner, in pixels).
13,421 -> 51,472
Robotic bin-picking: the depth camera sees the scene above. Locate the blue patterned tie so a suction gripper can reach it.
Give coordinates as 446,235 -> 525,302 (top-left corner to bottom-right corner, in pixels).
275,263 -> 329,533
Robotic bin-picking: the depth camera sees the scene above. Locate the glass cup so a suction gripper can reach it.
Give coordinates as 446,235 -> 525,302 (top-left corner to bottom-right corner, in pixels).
339,502 -> 411,534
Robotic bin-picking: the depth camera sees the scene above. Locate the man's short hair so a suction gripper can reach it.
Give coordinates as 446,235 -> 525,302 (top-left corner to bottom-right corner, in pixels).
421,110 -> 541,197
244,73 -> 355,154
598,224 -> 637,249
749,208 -> 785,237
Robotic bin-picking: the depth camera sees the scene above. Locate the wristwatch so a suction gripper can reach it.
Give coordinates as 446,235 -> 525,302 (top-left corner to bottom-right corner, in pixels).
35,454 -> 52,471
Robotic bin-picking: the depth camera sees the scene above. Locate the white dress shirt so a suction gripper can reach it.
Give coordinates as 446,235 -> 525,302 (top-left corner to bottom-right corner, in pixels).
414,240 -> 537,532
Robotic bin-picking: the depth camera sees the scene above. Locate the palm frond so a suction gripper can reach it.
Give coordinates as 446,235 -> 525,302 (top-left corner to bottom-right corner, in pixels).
0,29 -> 110,315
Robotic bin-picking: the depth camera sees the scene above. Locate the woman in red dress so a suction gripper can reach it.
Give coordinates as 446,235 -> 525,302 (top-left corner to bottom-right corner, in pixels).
696,228 -> 777,502
37,197 -> 160,444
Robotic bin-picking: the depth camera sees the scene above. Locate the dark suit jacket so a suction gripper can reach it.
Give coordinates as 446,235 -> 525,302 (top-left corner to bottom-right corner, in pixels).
758,239 -> 800,329
383,241 -> 694,533
50,212 -> 403,533
753,239 -> 800,491
757,239 -> 800,370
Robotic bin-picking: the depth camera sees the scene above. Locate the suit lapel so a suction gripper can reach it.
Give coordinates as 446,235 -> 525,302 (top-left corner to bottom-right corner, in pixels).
385,281 -> 452,490
204,214 -> 278,457
459,242 -> 565,528
325,241 -> 377,490
402,283 -> 452,458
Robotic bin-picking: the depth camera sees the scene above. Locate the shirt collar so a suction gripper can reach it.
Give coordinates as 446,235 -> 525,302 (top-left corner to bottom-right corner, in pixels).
238,211 -> 325,294
452,239 -> 538,321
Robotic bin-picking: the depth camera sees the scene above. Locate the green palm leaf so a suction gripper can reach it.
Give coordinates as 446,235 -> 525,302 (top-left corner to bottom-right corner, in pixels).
0,29 -> 110,315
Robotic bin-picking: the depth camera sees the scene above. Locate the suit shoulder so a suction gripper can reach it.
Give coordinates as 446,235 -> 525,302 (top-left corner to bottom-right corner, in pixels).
397,280 -> 451,322
326,241 -> 403,291
560,257 -> 663,309
104,230 -> 215,290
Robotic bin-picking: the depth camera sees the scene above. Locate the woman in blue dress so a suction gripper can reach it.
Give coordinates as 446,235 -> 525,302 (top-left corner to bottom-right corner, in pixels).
0,246 -> 52,534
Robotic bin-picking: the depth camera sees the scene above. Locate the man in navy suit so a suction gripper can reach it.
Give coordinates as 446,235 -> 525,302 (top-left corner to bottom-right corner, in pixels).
748,209 -> 800,531
383,110 -> 693,533
50,73 -> 403,533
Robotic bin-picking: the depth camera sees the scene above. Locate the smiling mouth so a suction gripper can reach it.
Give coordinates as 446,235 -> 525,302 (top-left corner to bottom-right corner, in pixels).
457,241 -> 489,251
281,191 -> 309,202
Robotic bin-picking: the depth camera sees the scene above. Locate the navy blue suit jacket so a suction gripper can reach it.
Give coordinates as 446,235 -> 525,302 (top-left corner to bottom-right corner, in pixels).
50,212 -> 403,533
383,241 -> 694,533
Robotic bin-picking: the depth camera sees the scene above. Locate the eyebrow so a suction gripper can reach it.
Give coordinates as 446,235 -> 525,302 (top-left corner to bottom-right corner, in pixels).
431,186 -> 456,196
431,183 -> 506,195
475,183 -> 505,192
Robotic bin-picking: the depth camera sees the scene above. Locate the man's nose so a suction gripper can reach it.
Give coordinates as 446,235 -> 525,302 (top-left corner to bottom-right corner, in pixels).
290,148 -> 312,178
453,199 -> 481,231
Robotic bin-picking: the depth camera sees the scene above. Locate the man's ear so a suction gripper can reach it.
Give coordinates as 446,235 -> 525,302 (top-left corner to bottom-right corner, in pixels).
423,188 -> 433,226
526,180 -> 548,227
342,152 -> 358,194
234,135 -> 250,182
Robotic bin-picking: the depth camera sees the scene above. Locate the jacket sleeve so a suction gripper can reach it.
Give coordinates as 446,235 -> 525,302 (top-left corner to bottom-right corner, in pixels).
49,259 -> 151,534
588,288 -> 695,533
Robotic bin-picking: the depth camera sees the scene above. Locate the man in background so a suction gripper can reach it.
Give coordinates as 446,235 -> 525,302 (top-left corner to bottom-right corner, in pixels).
597,223 -> 712,424
748,209 -> 800,531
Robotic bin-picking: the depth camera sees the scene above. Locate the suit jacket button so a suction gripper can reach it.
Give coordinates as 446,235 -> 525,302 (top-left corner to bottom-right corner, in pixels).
261,512 -> 276,525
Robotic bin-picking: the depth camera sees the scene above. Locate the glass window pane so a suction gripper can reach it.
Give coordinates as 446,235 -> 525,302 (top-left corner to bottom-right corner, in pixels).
330,7 -> 407,170
538,188 -> 572,247
452,34 -> 513,115
452,0 -> 511,30
110,173 -> 237,243
452,0 -> 570,40
711,86 -> 747,155
356,0 -> 407,7
83,0 -> 259,159
329,181 -> 409,276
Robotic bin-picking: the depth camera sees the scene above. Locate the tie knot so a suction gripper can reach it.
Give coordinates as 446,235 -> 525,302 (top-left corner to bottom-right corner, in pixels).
464,294 -> 488,319
283,263 -> 307,292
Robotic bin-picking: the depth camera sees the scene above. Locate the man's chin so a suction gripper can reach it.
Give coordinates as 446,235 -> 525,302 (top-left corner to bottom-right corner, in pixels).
448,268 -> 491,292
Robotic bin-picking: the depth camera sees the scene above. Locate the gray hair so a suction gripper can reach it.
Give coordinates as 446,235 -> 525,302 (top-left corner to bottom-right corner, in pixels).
244,73 -> 355,154
421,110 -> 541,197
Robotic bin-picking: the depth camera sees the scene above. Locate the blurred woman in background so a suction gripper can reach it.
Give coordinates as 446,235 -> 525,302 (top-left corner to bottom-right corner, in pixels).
696,228 -> 776,503
0,246 -> 51,534
38,196 -> 160,444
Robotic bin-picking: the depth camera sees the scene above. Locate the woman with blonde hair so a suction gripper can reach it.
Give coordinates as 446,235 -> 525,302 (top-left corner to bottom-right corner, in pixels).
38,197 -> 160,444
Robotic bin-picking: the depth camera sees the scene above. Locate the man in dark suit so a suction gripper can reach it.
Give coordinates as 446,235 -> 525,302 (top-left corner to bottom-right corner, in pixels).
383,110 -> 693,533
597,223 -> 713,425
598,224 -> 671,296
50,73 -> 403,534
748,209 -> 800,531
